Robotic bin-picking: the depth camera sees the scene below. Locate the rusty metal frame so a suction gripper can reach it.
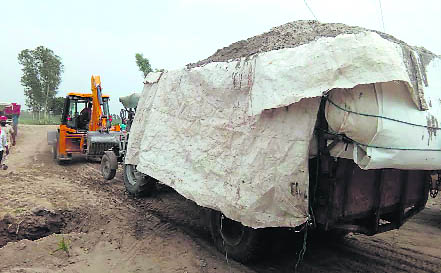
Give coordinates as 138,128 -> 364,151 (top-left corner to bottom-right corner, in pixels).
310,96 -> 430,236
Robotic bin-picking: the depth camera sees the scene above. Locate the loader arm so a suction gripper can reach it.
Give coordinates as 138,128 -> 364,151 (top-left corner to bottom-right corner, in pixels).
90,75 -> 105,131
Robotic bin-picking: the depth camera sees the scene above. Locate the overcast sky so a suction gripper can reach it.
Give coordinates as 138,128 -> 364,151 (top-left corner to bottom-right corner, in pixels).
1,0 -> 440,112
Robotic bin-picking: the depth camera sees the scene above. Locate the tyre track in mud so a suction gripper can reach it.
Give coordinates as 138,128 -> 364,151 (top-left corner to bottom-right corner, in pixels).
329,239 -> 436,273
71,162 -> 221,255
357,238 -> 441,272
67,161 -> 441,273
79,163 -> 211,238
74,162 -> 247,271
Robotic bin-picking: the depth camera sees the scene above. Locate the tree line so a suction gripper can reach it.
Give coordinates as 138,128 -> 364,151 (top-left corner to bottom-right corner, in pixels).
18,47 -> 155,119
18,46 -> 64,116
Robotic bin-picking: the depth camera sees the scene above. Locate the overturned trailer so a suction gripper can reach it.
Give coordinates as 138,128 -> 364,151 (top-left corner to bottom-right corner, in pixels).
122,21 -> 441,262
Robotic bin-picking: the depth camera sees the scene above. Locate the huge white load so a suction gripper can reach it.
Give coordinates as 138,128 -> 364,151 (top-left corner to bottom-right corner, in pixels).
126,21 -> 441,228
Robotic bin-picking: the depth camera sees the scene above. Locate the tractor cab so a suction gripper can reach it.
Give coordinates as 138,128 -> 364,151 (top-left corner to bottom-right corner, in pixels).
47,75 -> 121,163
62,93 -> 111,132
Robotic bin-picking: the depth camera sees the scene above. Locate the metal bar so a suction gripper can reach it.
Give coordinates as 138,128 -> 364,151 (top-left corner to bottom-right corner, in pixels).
372,169 -> 384,234
331,224 -> 371,234
341,159 -> 353,218
316,97 -> 329,229
325,176 -> 336,230
326,140 -> 339,153
419,173 -> 430,209
332,204 -> 399,222
398,170 -> 409,226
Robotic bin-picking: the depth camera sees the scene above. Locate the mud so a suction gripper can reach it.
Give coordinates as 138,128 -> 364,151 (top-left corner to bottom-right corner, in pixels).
0,209 -> 74,247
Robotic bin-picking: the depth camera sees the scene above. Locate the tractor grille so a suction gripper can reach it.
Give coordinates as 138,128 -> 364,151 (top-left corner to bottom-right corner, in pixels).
88,142 -> 117,156
86,131 -> 121,156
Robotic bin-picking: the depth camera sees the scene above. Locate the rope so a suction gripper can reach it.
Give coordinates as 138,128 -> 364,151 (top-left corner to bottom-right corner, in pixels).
353,137 -> 441,152
321,128 -> 441,152
325,96 -> 441,130
220,214 -> 233,273
294,220 -> 309,272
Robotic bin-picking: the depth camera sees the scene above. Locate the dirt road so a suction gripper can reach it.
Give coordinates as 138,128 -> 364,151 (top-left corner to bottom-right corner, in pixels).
1,125 -> 441,273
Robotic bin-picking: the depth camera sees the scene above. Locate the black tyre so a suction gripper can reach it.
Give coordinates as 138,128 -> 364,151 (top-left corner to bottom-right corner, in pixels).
53,141 -> 64,165
209,210 -> 264,263
101,153 -> 117,180
123,164 -> 156,197
52,143 -> 57,160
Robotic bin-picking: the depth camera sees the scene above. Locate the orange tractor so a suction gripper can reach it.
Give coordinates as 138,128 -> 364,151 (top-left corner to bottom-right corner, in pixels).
47,75 -> 121,163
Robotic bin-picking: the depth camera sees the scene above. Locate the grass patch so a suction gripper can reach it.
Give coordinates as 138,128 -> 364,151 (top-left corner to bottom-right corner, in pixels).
19,111 -> 61,125
13,208 -> 27,215
51,236 -> 70,256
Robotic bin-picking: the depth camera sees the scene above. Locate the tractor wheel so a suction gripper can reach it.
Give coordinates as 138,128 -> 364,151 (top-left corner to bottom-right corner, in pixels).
52,135 -> 65,165
52,143 -> 57,160
123,164 -> 156,197
101,152 -> 117,180
52,141 -> 64,165
209,210 -> 264,263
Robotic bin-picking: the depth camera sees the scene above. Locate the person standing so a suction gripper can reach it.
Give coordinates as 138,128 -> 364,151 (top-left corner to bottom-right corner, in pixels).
11,114 -> 18,146
0,116 -> 9,170
5,122 -> 14,148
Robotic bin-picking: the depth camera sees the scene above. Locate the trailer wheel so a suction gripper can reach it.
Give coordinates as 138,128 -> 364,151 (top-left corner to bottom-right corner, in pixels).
101,152 -> 117,180
209,210 -> 263,263
123,164 -> 156,197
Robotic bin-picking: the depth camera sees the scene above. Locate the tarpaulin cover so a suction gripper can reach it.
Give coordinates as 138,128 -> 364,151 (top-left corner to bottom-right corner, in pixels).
119,93 -> 141,109
126,31 -> 440,228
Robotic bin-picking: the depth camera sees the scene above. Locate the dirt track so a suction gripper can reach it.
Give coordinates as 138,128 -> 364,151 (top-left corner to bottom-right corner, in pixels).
1,125 -> 441,273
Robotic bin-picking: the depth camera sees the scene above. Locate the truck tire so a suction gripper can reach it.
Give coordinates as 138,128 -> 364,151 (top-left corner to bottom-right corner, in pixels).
101,152 -> 117,180
123,164 -> 156,197
209,210 -> 264,263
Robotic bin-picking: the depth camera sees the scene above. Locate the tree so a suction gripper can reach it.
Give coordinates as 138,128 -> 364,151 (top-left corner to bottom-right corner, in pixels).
135,53 -> 152,77
49,96 -> 65,115
18,46 -> 64,118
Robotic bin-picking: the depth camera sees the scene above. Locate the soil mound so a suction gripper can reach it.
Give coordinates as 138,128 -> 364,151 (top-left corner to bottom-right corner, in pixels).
0,209 -> 74,247
187,20 -> 436,69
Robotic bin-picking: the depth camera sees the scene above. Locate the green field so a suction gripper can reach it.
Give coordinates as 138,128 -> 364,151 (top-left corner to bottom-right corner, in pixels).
19,111 -> 61,125
18,111 -> 122,126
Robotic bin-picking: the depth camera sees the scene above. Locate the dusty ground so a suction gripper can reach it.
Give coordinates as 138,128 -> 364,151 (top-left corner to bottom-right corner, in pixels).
1,125 -> 441,273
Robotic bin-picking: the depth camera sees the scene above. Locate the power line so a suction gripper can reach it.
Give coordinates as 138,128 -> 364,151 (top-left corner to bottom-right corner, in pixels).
304,0 -> 318,21
378,0 -> 386,32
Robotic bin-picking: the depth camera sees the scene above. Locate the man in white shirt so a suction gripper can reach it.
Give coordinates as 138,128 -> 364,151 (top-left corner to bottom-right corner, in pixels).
5,122 -> 14,148
0,116 -> 10,170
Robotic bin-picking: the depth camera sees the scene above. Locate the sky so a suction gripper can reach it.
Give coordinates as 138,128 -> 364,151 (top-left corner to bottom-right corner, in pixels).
0,0 -> 440,113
